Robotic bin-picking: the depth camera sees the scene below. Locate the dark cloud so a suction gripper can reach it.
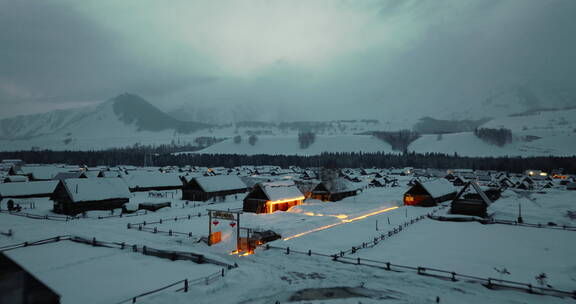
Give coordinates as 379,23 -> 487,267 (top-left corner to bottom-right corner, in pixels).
1,0 -> 575,120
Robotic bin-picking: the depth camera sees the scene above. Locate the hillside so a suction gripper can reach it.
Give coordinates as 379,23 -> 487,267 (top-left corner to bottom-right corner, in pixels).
183,135 -> 397,156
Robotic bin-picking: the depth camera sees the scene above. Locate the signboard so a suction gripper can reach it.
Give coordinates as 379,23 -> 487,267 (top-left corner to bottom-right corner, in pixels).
212,211 -> 235,221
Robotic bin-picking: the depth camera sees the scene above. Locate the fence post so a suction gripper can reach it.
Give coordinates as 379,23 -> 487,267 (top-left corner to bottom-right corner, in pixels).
308,250 -> 312,256
121,242 -> 125,249
184,279 -> 189,292
132,297 -> 136,303
143,246 -> 147,255
127,223 -> 131,229
286,247 -> 290,255
451,272 -> 456,281
386,262 -> 390,271
222,269 -> 225,277
357,257 -> 361,265
169,230 -> 173,236
92,237 -> 97,246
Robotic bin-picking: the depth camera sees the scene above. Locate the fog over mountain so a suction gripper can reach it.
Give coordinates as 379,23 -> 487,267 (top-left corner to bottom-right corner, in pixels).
1,0 -> 575,121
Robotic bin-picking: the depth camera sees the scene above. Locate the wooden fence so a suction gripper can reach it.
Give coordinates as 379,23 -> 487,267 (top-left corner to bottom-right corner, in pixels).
0,209 -> 78,221
332,205 -> 447,257
115,269 -> 228,304
1,235 -> 236,303
261,244 -> 576,300
429,215 -> 576,231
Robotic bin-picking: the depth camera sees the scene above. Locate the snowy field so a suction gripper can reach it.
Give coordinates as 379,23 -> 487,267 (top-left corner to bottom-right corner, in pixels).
1,178 -> 575,303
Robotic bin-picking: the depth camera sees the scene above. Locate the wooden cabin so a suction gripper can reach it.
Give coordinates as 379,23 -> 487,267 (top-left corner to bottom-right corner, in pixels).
51,178 -> 130,215
0,181 -> 58,201
310,180 -> 358,202
0,252 -> 60,304
403,179 -> 456,206
243,181 -> 305,214
123,171 -> 182,192
450,182 -> 493,217
181,175 -> 247,201
451,175 -> 467,187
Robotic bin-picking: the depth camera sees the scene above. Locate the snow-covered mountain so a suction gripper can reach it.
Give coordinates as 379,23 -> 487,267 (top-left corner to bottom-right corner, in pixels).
1,89 -> 576,156
0,94 -> 214,150
443,85 -> 576,120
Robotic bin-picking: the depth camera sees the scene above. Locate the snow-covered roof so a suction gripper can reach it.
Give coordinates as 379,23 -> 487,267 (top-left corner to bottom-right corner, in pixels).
123,171 -> 182,189
418,179 -> 456,198
60,178 -> 130,202
470,182 -> 493,205
20,166 -> 66,180
260,180 -> 304,201
192,175 -> 247,193
53,171 -> 86,180
0,181 -> 58,198
3,175 -> 28,182
100,171 -> 123,178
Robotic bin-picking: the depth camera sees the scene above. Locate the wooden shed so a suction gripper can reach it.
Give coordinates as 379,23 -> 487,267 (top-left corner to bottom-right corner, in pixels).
243,181 -> 305,214
310,180 -> 358,202
450,182 -> 493,217
123,171 -> 182,192
51,178 -> 130,215
181,175 -> 247,201
0,252 -> 60,304
403,179 -> 456,206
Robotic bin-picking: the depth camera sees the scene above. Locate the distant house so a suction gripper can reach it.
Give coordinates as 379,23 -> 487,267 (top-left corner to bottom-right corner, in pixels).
0,252 -> 60,304
404,179 -> 456,206
181,175 -> 248,201
451,175 -> 467,187
243,181 -> 305,213
0,181 -> 58,201
98,170 -> 123,178
123,171 -> 182,192
310,180 -> 358,202
450,182 -> 493,217
53,171 -> 87,180
51,178 -> 131,215
370,178 -> 387,187
11,166 -> 66,181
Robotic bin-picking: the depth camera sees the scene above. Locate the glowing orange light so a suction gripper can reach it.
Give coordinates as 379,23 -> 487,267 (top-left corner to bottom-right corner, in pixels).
266,196 -> 305,213
229,249 -> 254,256
283,206 -> 399,241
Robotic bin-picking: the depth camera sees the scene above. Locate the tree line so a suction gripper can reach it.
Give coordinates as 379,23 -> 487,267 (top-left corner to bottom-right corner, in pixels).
1,150 -> 574,173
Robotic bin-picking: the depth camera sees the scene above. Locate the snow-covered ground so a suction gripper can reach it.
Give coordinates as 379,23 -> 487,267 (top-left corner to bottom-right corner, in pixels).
1,180 -> 575,303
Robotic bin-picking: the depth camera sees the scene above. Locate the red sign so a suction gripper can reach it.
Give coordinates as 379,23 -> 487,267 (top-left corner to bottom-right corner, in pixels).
212,220 -> 219,226
229,222 -> 236,228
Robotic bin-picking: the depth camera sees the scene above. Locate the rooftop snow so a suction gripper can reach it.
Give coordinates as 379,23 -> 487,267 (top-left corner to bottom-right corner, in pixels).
61,178 -> 130,202
193,175 -> 247,193
418,178 -> 456,198
260,180 -> 304,201
0,180 -> 58,198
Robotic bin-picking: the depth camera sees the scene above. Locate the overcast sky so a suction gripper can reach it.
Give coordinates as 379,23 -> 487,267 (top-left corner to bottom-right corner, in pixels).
1,0 -> 575,121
